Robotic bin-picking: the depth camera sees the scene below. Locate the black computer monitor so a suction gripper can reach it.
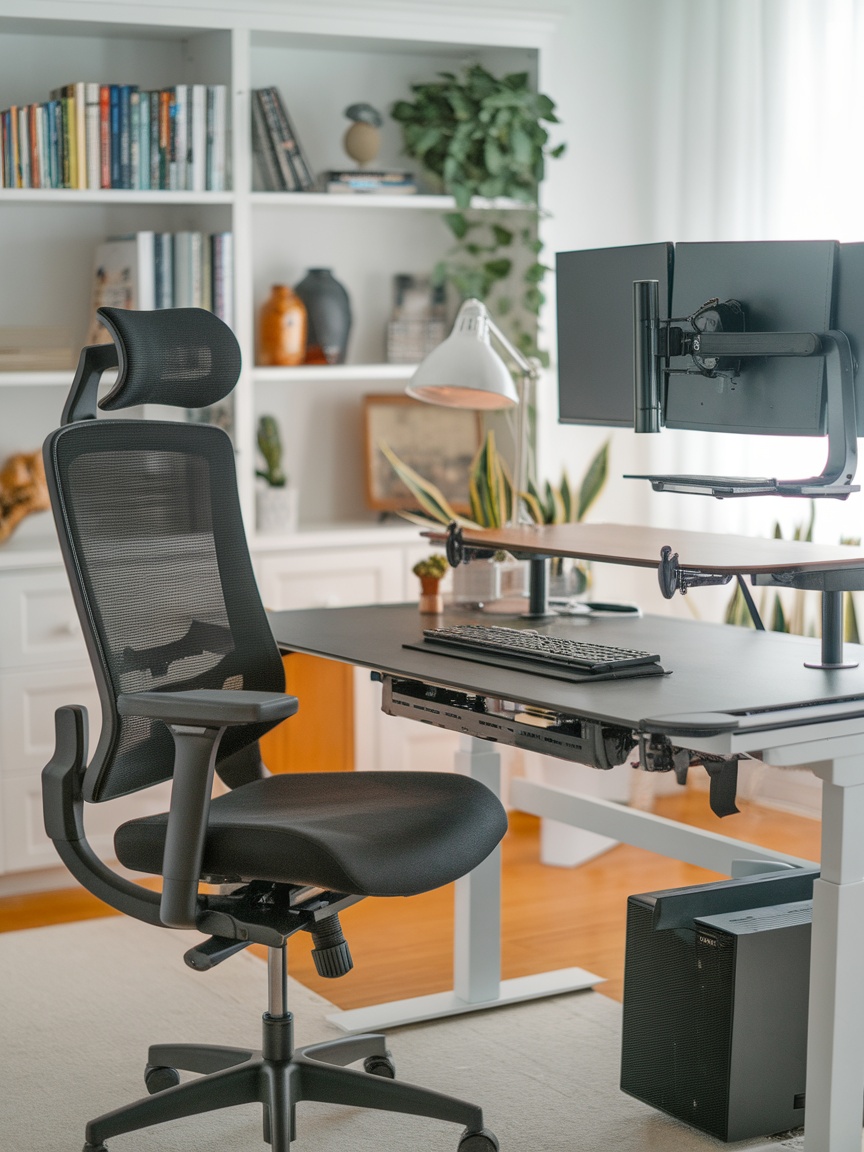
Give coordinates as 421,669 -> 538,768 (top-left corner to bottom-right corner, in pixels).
556,242 -> 673,427
556,239 -> 845,436
664,240 -> 836,436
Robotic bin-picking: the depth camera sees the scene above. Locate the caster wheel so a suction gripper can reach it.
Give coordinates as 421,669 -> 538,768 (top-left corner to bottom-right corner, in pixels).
363,1051 -> 395,1079
144,1064 -> 180,1094
83,1144 -> 108,1151
458,1128 -> 499,1152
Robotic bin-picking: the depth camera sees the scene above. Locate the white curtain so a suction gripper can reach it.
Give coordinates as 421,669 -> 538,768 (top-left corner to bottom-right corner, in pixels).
640,0 -> 864,544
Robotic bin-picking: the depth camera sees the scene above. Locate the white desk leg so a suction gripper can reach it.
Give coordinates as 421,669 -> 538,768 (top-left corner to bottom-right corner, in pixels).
454,735 -> 503,1002
805,758 -> 864,1152
324,734 -> 600,1033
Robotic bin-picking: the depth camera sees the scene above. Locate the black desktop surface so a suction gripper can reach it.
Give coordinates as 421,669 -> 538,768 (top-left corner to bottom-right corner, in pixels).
268,604 -> 864,732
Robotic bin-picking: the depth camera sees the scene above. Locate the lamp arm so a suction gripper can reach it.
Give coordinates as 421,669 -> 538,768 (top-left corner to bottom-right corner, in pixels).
485,316 -> 540,523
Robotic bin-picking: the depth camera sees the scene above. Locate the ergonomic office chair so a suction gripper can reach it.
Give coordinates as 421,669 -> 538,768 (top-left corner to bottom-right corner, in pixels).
41,306 -> 507,1152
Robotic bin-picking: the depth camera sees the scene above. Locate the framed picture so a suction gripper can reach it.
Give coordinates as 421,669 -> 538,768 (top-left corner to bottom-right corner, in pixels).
363,393 -> 482,514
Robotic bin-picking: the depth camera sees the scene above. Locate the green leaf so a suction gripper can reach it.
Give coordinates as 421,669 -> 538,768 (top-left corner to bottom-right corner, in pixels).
771,595 -> 788,633
492,224 -> 513,246
845,592 -> 860,644
576,441 -> 609,520
484,258 -> 512,280
550,142 -> 566,158
379,441 -> 469,527
443,212 -> 469,239
524,261 -> 549,284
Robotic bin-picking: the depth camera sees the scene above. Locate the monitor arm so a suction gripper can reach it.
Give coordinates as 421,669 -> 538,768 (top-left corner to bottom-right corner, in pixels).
631,279 -> 859,499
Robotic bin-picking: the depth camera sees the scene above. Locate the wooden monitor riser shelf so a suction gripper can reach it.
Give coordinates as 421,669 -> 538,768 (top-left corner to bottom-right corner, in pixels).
443,522 -> 864,577
430,522 -> 864,669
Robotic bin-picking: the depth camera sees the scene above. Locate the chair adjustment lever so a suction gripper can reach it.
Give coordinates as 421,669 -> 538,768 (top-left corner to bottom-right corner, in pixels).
184,935 -> 251,971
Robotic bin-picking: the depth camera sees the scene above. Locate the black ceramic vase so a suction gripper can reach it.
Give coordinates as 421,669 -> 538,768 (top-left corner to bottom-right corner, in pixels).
294,268 -> 352,365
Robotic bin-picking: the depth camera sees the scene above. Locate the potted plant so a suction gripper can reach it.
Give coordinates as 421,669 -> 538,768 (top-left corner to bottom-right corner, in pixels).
255,414 -> 298,534
381,432 -> 608,604
412,552 -> 449,614
391,64 -> 565,364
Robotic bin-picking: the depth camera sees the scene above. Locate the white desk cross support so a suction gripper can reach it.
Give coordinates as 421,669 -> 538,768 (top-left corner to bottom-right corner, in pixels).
324,733 -> 599,1033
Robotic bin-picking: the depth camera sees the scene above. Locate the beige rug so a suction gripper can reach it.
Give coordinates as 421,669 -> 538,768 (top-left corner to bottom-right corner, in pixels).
0,917 -> 800,1151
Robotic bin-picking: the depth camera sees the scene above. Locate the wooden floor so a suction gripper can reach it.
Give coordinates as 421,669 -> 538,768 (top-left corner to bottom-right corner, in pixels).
0,783 -> 821,1006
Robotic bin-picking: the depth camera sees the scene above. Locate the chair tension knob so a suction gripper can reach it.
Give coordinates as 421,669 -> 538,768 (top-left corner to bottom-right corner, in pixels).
308,914 -> 354,978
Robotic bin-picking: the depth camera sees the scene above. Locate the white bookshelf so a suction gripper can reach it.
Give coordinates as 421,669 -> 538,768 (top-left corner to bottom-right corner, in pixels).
0,1 -> 556,535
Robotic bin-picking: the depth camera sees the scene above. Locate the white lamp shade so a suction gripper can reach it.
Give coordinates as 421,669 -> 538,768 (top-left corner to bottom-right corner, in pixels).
406,299 -> 519,410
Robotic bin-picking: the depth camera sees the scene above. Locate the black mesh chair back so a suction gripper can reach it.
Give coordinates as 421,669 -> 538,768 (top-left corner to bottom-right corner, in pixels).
44,308 -> 284,802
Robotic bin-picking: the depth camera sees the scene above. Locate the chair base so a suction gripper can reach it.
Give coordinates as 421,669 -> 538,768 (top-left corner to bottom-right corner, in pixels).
82,1012 -> 496,1151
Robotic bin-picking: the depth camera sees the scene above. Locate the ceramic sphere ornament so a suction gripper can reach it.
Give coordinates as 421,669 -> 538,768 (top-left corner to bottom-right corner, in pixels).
343,103 -> 382,167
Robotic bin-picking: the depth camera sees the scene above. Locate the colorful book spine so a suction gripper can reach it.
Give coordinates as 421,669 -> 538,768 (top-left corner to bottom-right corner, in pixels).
98,86 -> 110,188
206,85 -> 227,192
84,83 -> 100,190
17,106 -> 30,188
109,86 -> 120,188
256,88 -> 296,191
138,90 -> 150,191
267,86 -> 315,190
189,83 -> 206,193
118,84 -> 133,189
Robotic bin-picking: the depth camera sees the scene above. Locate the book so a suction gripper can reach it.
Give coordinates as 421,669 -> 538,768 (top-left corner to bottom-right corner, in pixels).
211,232 -> 233,326
173,230 -> 204,307
129,88 -> 140,190
250,92 -> 282,191
206,84 -> 227,192
171,84 -> 187,190
109,86 -> 120,187
138,90 -> 151,191
86,232 -> 156,345
157,89 -> 172,190
0,325 -> 76,371
254,88 -> 296,190
98,85 -> 110,188
189,84 -> 207,192
154,232 -> 174,308
118,84 -> 135,189
265,86 -> 315,189
326,170 -> 417,194
84,83 -> 100,190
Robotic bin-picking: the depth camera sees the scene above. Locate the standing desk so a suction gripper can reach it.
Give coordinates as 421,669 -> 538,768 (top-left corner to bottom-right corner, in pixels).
270,524 -> 864,1152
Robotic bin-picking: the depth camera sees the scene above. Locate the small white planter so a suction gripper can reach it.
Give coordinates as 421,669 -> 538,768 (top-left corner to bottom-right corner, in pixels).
256,485 -> 299,535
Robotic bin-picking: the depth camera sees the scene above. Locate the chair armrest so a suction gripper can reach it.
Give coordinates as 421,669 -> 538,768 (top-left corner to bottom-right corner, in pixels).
117,688 -> 298,727
117,689 -> 297,930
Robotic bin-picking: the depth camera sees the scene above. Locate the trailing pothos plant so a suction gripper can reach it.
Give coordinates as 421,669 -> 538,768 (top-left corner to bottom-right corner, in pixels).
391,64 -> 565,364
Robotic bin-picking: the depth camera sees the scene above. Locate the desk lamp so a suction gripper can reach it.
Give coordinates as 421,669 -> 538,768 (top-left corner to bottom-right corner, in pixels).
408,298 -> 552,614
406,297 -> 539,526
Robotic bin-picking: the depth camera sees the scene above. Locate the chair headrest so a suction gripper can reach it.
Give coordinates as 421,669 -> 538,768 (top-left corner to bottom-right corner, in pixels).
97,307 -> 241,411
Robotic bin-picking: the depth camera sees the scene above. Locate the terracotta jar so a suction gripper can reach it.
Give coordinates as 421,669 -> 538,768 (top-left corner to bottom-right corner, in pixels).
258,284 -> 308,366
418,575 -> 443,615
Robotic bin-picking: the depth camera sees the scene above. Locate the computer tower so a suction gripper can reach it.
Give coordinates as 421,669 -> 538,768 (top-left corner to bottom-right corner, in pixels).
620,871 -> 817,1141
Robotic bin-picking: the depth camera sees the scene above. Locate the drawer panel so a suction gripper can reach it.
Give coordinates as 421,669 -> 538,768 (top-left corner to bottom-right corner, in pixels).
2,773 -> 171,874
0,569 -> 85,669
257,547 -> 405,611
0,665 -> 100,775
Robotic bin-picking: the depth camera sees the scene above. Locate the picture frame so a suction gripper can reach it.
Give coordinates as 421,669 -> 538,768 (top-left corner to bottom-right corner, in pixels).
362,393 -> 482,514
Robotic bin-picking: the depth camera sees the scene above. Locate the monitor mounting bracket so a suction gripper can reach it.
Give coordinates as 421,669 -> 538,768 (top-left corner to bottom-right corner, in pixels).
627,279 -> 860,499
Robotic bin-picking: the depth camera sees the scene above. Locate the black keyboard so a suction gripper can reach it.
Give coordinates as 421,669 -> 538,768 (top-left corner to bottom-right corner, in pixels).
421,623 -> 661,674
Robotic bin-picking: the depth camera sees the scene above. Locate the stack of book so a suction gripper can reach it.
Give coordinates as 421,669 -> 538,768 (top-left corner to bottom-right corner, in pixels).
251,87 -> 315,192
325,169 -> 417,195
86,231 -> 234,345
0,81 -> 228,191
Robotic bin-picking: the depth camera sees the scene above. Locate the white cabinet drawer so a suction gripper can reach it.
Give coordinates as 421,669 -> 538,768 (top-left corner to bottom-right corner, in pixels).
0,569 -> 84,669
257,547 -> 405,611
2,773 -> 171,874
0,665 -> 100,775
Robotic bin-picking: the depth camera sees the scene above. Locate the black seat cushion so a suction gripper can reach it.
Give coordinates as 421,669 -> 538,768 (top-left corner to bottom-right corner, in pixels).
115,771 -> 508,897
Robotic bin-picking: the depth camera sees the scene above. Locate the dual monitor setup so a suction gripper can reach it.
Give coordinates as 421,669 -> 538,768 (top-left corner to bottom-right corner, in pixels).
556,239 -> 864,498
